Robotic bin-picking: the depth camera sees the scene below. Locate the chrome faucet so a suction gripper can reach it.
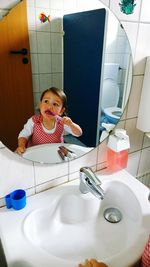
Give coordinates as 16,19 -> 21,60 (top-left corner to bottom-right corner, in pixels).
79,167 -> 104,200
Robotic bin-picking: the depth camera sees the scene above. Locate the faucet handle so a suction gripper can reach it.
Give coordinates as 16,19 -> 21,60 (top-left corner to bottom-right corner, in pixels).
80,167 -> 102,186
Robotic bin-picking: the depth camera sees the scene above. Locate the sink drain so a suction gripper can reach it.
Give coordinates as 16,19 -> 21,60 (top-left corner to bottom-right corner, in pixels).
103,208 -> 122,223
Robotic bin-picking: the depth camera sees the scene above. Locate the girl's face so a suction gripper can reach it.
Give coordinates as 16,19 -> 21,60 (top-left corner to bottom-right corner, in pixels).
39,91 -> 65,118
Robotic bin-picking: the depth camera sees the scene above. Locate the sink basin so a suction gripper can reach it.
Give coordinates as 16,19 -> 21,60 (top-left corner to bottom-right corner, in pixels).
23,180 -> 142,263
0,170 -> 150,267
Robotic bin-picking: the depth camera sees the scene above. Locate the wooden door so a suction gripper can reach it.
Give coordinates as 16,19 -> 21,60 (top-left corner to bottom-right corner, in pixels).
0,0 -> 34,151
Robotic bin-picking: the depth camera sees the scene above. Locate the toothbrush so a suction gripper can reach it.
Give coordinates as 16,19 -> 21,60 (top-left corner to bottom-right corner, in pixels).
57,149 -> 68,161
59,146 -> 77,159
55,115 -> 63,123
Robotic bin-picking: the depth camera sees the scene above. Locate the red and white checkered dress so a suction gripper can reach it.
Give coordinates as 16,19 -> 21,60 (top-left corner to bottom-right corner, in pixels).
27,114 -> 64,147
141,236 -> 150,267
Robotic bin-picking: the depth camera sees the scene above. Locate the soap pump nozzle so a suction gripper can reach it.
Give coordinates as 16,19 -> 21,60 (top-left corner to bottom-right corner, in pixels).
114,128 -> 129,140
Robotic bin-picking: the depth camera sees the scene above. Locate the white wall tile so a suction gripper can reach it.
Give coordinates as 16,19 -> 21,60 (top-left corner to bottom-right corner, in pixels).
116,119 -> 126,129
121,22 -> 138,60
37,32 -> 51,53
99,0 -> 109,7
76,0 -> 104,12
51,54 -> 63,72
63,0 -> 77,13
30,53 -> 39,73
0,148 -> 35,198
140,0 -> 150,22
127,75 -> 143,119
143,135 -> 150,149
35,0 -> 50,9
97,139 -> 107,165
120,104 -> 127,120
125,118 -> 144,153
34,162 -> 68,184
51,33 -> 63,53
50,0 -> 63,10
27,6 -> 36,31
50,9 -> 63,32
29,31 -> 38,53
134,23 -> 150,75
36,8 -> 51,32
35,175 -> 68,193
27,0 -> 35,7
33,92 -> 41,108
126,151 -> 141,176
39,73 -> 53,91
138,147 -> 150,175
32,74 -> 40,92
110,0 -> 141,22
38,54 -> 52,73
52,73 -> 63,88
68,147 -> 98,175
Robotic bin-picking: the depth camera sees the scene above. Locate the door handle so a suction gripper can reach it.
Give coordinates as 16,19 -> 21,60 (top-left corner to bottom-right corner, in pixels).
10,48 -> 28,55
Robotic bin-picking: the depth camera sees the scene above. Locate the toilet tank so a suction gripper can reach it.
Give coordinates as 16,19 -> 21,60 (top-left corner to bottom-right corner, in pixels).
101,63 -> 120,110
103,63 -> 119,81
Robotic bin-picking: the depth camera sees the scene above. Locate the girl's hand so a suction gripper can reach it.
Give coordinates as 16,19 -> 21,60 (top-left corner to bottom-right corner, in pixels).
61,116 -> 73,127
78,259 -> 108,267
16,137 -> 27,155
15,146 -> 26,155
61,116 -> 82,137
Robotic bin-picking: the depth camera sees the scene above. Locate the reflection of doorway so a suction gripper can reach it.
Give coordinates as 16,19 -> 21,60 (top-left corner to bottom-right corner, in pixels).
0,0 -> 34,151
63,9 -> 106,147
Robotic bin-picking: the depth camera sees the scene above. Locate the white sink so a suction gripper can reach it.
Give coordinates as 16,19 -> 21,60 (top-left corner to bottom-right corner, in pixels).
0,170 -> 150,267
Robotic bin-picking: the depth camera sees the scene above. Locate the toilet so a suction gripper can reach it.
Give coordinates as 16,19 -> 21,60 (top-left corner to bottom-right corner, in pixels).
101,63 -> 122,124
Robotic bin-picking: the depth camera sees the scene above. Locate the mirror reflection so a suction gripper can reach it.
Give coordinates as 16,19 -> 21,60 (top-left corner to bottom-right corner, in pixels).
0,0 -> 132,164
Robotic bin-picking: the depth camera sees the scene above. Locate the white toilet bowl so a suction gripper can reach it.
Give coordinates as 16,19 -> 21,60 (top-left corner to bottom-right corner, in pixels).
101,78 -> 122,123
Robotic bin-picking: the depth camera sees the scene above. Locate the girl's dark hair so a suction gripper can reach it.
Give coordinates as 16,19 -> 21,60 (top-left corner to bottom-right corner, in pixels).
40,87 -> 67,115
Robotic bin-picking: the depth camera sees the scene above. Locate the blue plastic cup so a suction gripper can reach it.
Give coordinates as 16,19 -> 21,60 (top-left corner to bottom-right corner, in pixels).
5,194 -> 12,209
10,189 -> 26,210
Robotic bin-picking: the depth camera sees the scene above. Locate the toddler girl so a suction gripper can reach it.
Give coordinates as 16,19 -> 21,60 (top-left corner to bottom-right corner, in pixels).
16,87 -> 82,155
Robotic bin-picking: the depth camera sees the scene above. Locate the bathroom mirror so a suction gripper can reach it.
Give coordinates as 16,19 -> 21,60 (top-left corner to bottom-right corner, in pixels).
0,0 -> 133,164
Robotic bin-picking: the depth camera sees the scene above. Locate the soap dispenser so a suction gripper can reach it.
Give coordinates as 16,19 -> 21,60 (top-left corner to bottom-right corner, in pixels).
107,128 -> 130,172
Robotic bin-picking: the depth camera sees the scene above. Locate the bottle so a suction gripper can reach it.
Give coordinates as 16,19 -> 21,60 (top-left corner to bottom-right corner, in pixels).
107,129 -> 130,172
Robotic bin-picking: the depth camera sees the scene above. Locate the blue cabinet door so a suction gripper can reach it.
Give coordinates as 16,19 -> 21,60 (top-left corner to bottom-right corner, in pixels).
63,8 -> 106,147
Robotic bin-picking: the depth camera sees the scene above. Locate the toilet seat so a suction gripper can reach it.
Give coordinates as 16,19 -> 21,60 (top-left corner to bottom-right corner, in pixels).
101,78 -> 122,119
104,107 -> 122,119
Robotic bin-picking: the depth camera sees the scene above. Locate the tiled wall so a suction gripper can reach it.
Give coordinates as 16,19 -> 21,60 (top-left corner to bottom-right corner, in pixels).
0,0 -> 150,206
28,0 -> 130,110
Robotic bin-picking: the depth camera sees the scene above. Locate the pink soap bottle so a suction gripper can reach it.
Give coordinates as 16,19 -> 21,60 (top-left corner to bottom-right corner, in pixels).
107,129 -> 130,173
